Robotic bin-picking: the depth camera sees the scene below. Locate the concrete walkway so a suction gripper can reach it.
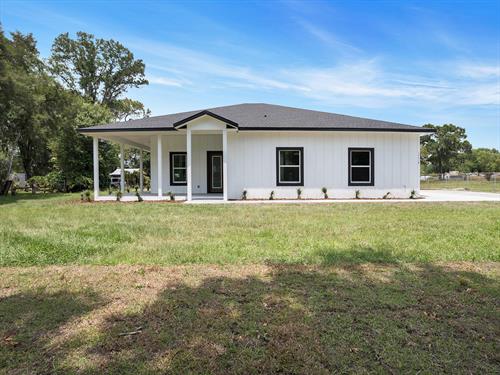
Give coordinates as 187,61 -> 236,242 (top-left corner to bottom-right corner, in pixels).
184,190 -> 499,204
96,190 -> 499,203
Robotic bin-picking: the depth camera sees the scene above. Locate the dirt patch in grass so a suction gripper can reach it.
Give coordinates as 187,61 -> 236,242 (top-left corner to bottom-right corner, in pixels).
1,263 -> 498,374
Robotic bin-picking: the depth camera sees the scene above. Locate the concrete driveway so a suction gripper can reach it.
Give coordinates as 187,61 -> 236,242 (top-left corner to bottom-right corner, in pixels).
420,190 -> 500,202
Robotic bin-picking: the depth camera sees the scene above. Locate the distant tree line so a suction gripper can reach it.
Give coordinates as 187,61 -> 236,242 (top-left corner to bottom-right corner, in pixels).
0,27 -> 150,192
420,124 -> 500,175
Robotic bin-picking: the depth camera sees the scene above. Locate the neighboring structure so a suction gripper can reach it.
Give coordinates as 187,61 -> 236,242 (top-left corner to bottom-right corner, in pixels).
109,168 -> 139,188
79,103 -> 434,201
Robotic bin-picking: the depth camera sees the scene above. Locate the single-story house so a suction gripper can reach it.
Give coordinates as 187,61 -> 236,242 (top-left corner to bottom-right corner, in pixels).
79,103 -> 434,201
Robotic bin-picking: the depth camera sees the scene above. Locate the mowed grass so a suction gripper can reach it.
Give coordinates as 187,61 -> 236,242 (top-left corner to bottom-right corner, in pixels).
421,178 -> 499,193
1,264 -> 498,374
1,194 -> 499,373
1,193 -> 499,266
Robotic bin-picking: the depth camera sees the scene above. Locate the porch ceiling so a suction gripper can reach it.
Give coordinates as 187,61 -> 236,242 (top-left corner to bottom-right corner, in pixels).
97,133 -> 151,151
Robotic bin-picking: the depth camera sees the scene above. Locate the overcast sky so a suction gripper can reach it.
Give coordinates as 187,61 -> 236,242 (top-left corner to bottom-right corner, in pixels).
1,0 -> 499,148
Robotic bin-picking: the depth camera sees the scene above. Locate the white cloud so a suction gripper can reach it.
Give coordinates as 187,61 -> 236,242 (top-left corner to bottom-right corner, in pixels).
296,19 -> 361,54
148,75 -> 186,87
457,64 -> 500,78
132,38 -> 500,108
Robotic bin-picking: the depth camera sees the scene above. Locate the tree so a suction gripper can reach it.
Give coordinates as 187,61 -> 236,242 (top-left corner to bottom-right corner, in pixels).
0,29 -> 63,179
112,98 -> 151,121
461,148 -> 500,173
49,32 -> 148,114
50,96 -> 118,190
420,124 -> 472,174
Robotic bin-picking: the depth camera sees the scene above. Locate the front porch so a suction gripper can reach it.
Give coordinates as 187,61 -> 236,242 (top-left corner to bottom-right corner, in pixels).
94,193 -> 224,202
89,114 -> 235,202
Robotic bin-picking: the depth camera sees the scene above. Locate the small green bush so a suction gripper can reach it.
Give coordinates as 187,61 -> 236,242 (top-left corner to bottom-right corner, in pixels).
269,190 -> 275,200
116,190 -> 123,201
242,190 -> 247,200
355,190 -> 361,199
297,188 -> 302,199
136,190 -> 143,202
321,187 -> 328,199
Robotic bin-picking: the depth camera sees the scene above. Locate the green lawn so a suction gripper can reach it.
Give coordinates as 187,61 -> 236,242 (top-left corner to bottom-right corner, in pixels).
0,193 -> 499,265
1,264 -> 498,374
421,178 -> 499,193
1,193 -> 499,374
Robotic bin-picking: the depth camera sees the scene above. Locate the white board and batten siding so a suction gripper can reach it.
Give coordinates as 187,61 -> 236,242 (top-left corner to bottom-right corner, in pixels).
150,127 -> 420,199
227,131 -> 420,199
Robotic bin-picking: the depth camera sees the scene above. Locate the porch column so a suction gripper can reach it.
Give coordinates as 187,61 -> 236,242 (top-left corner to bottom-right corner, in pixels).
222,128 -> 228,201
93,137 -> 99,200
186,127 -> 192,201
139,148 -> 144,192
120,143 -> 125,193
157,135 -> 162,198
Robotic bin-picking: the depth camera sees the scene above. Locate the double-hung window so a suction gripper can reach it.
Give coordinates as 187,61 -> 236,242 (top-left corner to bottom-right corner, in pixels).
276,147 -> 304,186
348,148 -> 374,186
170,152 -> 187,185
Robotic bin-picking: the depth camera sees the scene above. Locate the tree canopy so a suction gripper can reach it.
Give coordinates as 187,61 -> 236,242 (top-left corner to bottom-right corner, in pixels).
0,29 -> 150,190
49,32 -> 148,111
420,124 -> 472,174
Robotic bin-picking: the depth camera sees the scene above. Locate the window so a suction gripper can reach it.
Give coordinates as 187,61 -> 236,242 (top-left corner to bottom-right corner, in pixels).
349,148 -> 374,186
276,147 -> 304,186
170,152 -> 187,185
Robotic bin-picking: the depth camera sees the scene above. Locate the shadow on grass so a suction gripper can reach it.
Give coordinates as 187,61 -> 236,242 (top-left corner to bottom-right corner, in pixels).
312,245 -> 403,264
0,192 -> 70,205
0,289 -> 104,373
12,264 -> 492,374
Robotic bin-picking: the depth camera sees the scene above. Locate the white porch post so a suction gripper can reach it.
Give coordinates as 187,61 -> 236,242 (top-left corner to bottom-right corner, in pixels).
187,127 -> 192,201
139,148 -> 144,192
93,137 -> 99,200
120,143 -> 125,193
157,135 -> 162,198
222,128 -> 228,201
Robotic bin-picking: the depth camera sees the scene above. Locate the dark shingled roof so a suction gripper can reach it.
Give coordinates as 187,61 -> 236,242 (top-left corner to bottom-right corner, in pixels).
79,103 -> 433,133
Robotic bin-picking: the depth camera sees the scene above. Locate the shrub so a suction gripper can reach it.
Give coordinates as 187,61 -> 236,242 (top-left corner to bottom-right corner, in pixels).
297,187 -> 302,199
27,176 -> 49,193
84,190 -> 92,202
355,190 -> 361,199
242,190 -> 247,200
136,190 -> 143,202
321,187 -> 328,199
269,190 -> 275,200
383,192 -> 391,199
169,192 -> 175,201
116,190 -> 122,201
410,190 -> 417,199
69,176 -> 93,192
45,171 -> 65,192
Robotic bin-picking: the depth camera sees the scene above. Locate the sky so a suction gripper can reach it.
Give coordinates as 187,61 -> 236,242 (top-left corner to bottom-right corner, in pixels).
1,0 -> 499,148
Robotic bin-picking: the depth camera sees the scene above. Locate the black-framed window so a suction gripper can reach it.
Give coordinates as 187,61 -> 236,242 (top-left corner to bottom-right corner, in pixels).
348,148 -> 374,186
276,147 -> 304,186
170,152 -> 187,185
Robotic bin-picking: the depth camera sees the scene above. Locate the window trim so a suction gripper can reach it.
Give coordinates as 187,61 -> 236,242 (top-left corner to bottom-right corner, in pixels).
276,147 -> 304,186
348,147 -> 374,186
169,152 -> 187,186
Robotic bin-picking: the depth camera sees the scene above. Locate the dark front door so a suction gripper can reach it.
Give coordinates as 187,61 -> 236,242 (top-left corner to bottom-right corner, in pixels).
207,151 -> 223,193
